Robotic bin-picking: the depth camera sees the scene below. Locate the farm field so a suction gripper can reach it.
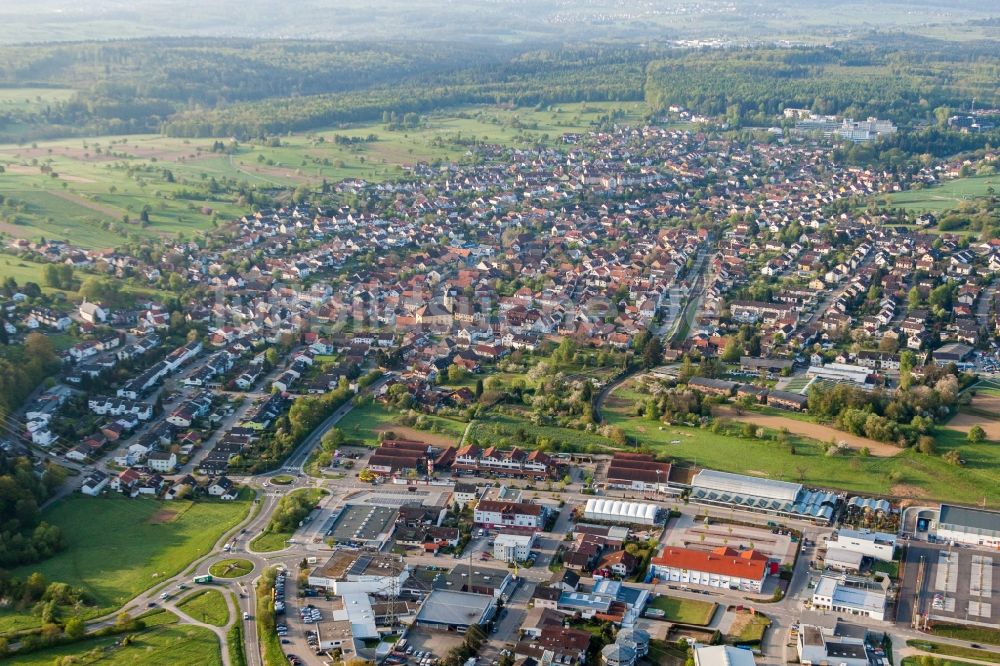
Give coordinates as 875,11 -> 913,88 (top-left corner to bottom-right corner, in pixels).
12,610 -> 223,666
0,101 -> 645,248
0,87 -> 76,112
178,589 -> 230,627
337,402 -> 467,447
0,495 -> 250,634
885,175 -> 998,212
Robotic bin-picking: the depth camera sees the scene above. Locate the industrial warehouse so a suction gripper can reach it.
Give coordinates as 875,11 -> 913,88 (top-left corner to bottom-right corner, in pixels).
689,469 -> 841,523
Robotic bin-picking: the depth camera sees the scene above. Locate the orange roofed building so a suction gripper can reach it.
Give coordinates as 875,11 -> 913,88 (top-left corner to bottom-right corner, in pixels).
650,546 -> 771,592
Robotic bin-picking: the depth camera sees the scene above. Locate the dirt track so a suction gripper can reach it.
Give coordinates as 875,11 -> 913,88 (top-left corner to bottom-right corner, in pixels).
711,406 -> 902,457
372,424 -> 458,448
945,394 -> 1000,440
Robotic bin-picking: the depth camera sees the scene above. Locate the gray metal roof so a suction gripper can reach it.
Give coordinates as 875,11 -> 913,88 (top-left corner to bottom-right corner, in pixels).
939,504 -> 1000,535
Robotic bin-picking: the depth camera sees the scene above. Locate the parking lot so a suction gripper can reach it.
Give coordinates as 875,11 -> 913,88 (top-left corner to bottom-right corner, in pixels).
662,513 -> 798,566
395,625 -> 466,663
898,542 -> 999,627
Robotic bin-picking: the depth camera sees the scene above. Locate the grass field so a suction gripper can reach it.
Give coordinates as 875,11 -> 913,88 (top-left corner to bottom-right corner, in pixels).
468,411 -> 614,450
178,589 -> 230,627
209,558 -> 255,579
907,639 -> 1000,664
730,612 -> 771,644
603,394 -> 1000,506
928,623 -> 1000,646
902,658 -> 982,666
337,402 -> 467,447
647,595 -> 717,625
0,87 -> 76,113
13,611 -> 222,666
0,495 -> 250,634
250,487 -> 326,553
885,175 -> 998,213
0,101 -> 644,249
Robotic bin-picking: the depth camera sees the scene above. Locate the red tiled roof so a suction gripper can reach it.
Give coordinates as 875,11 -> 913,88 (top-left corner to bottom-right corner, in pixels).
651,546 -> 768,580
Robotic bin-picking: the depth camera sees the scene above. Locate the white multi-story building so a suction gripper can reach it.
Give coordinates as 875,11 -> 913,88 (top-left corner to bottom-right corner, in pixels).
828,528 -> 897,562
474,500 -> 546,529
493,533 -> 536,563
811,574 -> 887,621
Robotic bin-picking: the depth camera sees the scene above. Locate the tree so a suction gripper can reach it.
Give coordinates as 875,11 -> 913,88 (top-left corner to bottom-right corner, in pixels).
721,339 -> 742,363
967,425 -> 986,443
64,616 -> 85,639
447,364 -> 468,384
641,336 -> 663,369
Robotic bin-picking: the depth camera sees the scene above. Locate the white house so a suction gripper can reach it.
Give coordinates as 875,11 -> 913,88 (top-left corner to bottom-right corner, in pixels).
79,301 -> 107,324
147,451 -> 177,473
207,476 -> 239,500
493,533 -> 536,563
81,471 -> 109,496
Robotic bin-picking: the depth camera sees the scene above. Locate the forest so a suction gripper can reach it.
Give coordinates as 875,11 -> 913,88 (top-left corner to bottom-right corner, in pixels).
644,38 -> 1000,126
0,452 -> 64,569
3,36 -> 1000,143
0,40 -> 648,141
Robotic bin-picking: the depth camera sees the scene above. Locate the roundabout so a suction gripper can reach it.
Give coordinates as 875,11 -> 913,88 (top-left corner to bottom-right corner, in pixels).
209,558 -> 256,579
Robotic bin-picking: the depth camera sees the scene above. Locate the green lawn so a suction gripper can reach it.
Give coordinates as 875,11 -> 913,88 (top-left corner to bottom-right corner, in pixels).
0,495 -> 250,634
249,487 -> 326,553
12,613 -> 222,666
603,409 -> 1000,507
907,640 -> 1000,664
928,623 -> 1000,646
178,589 -> 230,627
886,175 -> 998,212
336,402 -> 467,446
731,613 -> 771,644
13,610 -> 222,666
467,411 -> 614,450
209,558 -> 255,579
903,658 -> 986,666
647,595 -> 717,625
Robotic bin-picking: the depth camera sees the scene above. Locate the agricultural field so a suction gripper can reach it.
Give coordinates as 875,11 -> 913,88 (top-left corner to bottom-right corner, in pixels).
0,495 -> 250,634
0,101 -> 644,249
12,610 -> 223,666
178,589 -> 230,627
0,87 -> 76,113
885,175 -> 998,213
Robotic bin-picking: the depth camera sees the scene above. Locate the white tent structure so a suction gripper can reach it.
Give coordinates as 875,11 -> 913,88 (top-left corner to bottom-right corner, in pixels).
583,499 -> 658,526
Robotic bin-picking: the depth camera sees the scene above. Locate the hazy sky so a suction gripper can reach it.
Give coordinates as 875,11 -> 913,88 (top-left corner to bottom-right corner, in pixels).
0,0 -> 997,44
